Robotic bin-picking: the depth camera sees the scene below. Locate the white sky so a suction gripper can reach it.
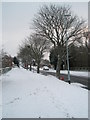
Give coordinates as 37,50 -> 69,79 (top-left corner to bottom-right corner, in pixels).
0,1 -> 88,57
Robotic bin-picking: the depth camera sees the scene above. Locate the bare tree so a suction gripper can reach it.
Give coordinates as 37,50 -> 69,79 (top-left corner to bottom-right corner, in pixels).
33,4 -> 86,78
83,30 -> 90,70
28,34 -> 50,73
18,34 -> 49,73
83,30 -> 90,49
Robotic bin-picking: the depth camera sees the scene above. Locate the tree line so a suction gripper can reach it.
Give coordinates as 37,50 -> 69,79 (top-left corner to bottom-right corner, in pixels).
18,4 -> 89,78
50,44 -> 89,70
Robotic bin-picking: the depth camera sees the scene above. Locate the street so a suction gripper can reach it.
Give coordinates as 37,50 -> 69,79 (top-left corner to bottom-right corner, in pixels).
40,70 -> 89,90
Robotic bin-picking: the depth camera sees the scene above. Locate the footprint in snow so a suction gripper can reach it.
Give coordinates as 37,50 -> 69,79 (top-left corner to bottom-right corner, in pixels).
6,97 -> 20,105
33,92 -> 37,95
36,88 -> 40,91
29,93 -> 32,96
44,86 -> 47,89
14,97 -> 20,100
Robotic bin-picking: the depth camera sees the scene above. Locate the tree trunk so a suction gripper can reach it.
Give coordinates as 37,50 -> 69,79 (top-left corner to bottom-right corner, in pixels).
56,55 -> 61,79
54,64 -> 57,70
37,63 -> 40,73
29,64 -> 32,71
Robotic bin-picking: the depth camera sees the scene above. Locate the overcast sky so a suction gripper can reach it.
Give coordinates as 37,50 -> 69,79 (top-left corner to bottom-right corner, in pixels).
1,1 -> 88,57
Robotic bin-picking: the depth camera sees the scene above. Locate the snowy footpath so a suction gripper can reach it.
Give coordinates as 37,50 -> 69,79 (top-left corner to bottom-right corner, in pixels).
1,67 -> 88,118
0,77 -> 2,119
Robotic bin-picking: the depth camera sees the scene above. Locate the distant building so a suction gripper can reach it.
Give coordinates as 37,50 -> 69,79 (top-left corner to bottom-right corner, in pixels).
2,55 -> 13,68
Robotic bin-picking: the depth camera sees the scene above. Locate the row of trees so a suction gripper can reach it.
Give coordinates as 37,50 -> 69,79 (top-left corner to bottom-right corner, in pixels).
18,34 -> 50,73
50,44 -> 89,70
18,4 -> 88,78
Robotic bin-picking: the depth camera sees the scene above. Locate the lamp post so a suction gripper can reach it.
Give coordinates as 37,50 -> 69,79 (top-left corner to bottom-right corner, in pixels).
66,32 -> 70,84
64,14 -> 71,84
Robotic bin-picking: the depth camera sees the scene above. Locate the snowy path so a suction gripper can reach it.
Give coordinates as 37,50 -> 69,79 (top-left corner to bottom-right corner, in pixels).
1,67 -> 88,118
0,78 -> 2,119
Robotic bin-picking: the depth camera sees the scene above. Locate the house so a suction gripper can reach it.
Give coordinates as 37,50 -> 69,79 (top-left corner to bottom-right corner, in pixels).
2,55 -> 13,68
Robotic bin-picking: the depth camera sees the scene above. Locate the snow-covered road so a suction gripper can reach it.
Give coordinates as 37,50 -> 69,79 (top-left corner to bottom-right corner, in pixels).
1,67 -> 88,118
47,69 -> 89,78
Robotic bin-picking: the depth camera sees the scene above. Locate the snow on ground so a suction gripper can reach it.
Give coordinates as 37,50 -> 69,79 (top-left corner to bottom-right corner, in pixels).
0,76 -> 2,119
89,91 -> 90,119
71,83 -> 87,88
47,69 -> 89,78
32,66 -> 89,78
1,67 -> 88,118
